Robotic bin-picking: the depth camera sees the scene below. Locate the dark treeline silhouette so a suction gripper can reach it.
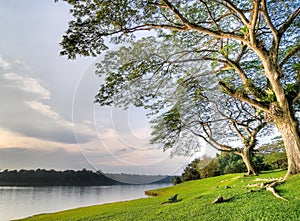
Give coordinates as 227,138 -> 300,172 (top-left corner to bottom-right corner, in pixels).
105,173 -> 173,184
0,169 -> 173,186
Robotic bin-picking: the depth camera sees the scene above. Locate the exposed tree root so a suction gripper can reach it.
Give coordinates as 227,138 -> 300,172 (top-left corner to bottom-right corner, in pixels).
265,178 -> 287,201
247,177 -> 288,201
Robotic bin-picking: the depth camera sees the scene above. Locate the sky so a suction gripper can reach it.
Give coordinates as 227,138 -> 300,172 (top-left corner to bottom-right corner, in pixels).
0,0 -> 214,176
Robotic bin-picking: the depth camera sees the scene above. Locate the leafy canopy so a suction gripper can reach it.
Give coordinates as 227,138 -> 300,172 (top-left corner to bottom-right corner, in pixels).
58,0 -> 300,111
57,0 -> 300,157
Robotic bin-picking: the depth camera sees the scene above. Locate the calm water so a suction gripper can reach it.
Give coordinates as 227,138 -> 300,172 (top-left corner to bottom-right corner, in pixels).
0,184 -> 171,221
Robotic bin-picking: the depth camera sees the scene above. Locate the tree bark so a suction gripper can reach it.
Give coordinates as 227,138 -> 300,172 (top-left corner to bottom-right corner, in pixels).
238,148 -> 257,176
258,51 -> 300,176
274,115 -> 300,177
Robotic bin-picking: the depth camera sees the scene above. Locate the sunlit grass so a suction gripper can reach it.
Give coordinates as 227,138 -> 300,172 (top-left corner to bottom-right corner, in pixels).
16,170 -> 300,221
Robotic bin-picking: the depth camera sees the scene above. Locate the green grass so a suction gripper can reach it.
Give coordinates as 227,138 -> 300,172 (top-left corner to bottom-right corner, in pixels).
15,170 -> 300,221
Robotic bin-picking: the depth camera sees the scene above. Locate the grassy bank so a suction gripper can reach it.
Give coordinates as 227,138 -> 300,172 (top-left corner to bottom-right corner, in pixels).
16,170 -> 300,221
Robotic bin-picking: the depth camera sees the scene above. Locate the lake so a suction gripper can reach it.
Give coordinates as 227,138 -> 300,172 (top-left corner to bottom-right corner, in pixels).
0,184 -> 171,221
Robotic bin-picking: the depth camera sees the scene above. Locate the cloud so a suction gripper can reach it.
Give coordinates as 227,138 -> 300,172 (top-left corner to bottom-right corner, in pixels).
0,55 -> 10,70
25,101 -> 60,120
0,56 -> 94,144
3,72 -> 50,99
0,147 -> 91,170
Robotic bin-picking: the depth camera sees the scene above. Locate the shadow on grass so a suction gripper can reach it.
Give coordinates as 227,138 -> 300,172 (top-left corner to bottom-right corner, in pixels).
161,199 -> 183,205
222,197 -> 234,203
260,169 -> 286,175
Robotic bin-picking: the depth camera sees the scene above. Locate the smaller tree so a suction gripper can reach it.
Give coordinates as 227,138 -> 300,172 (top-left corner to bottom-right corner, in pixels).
259,139 -> 288,170
181,158 -> 201,182
217,153 -> 247,174
173,176 -> 182,185
199,159 -> 222,178
216,152 -> 269,174
151,89 -> 269,175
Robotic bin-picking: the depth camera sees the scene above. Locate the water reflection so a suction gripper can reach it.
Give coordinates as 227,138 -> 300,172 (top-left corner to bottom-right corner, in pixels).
0,184 -> 170,221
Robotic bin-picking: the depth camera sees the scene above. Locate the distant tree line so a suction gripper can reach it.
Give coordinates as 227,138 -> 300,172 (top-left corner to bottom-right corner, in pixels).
174,139 -> 287,184
0,169 -> 117,186
105,173 -> 173,185
0,169 -> 173,186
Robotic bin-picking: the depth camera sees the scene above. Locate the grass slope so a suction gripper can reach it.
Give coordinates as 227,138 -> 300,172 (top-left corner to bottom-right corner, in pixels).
16,171 -> 300,221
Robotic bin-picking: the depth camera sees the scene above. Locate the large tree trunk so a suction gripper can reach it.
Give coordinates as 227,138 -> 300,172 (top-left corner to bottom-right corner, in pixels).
255,47 -> 300,177
275,115 -> 300,177
238,148 -> 257,176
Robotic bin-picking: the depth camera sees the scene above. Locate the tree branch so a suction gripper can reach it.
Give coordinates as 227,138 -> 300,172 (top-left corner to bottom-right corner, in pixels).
279,43 -> 300,68
200,0 -> 220,30
219,0 -> 249,25
230,119 -> 246,140
161,0 -> 246,43
236,44 -> 248,63
261,0 -> 279,62
261,0 -> 278,42
293,92 -> 300,103
186,126 -> 236,152
224,58 -> 248,84
137,23 -> 188,32
278,6 -> 300,35
249,121 -> 266,147
248,0 -> 261,45
219,81 -> 270,113
162,0 -> 191,25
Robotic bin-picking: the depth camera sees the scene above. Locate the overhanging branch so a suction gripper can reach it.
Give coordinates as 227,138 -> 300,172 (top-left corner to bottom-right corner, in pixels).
186,127 -> 237,152
278,6 -> 300,35
160,0 -> 246,43
219,81 -> 270,113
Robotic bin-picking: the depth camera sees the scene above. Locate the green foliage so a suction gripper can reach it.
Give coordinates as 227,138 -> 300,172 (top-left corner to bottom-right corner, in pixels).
150,105 -> 184,152
263,88 -> 276,102
202,153 -> 268,176
18,171 -> 300,221
264,152 -> 288,169
219,44 -> 231,57
292,62 -> 300,70
172,176 -> 182,185
181,152 -> 270,181
286,83 -> 298,94
199,159 -> 222,178
181,159 -> 201,181
259,140 -> 288,170
217,153 -> 247,174
58,0 -> 300,111
163,106 -> 182,132
240,25 -> 249,35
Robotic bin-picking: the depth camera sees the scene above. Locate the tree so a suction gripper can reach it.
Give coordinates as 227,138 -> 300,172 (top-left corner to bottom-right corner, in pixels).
259,138 -> 288,169
150,87 -> 268,175
181,158 -> 201,181
180,156 -> 220,180
199,159 -> 222,178
173,176 -> 182,185
58,0 -> 300,176
217,152 -> 247,174
216,152 -> 269,174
